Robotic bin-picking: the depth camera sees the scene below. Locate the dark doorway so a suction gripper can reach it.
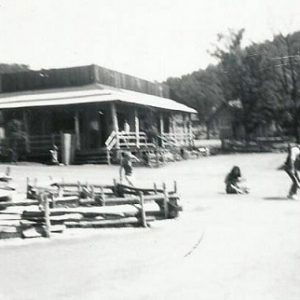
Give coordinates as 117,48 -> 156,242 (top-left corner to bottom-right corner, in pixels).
52,110 -> 74,134
82,108 -> 108,150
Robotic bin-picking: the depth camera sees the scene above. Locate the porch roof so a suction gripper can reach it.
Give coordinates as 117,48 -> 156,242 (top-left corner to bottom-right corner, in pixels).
0,84 -> 196,113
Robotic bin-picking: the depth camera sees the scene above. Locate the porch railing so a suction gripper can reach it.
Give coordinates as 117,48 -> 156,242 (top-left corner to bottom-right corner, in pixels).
105,131 -> 194,151
0,134 -> 62,158
160,132 -> 194,147
27,134 -> 61,153
105,131 -> 155,151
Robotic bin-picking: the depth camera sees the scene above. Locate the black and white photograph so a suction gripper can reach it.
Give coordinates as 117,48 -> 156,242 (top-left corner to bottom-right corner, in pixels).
0,0 -> 299,299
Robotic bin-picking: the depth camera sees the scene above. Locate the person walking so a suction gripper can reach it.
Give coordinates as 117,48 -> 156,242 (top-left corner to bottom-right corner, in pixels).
284,144 -> 300,200
119,151 -> 140,186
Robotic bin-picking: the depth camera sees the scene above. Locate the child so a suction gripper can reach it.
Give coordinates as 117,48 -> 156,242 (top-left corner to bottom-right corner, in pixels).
49,145 -> 59,165
225,166 -> 249,194
119,151 -> 140,186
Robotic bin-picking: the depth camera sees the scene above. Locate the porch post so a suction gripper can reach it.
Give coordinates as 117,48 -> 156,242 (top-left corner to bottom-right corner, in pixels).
170,114 -> 175,133
160,113 -> 164,134
111,102 -> 119,148
170,114 -> 176,145
74,110 -> 81,150
134,109 -> 140,148
22,110 -> 30,153
182,113 -> 187,145
188,113 -> 193,146
160,112 -> 164,148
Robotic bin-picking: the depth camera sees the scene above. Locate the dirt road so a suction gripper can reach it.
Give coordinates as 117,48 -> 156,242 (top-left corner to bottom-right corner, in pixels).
0,153 -> 299,299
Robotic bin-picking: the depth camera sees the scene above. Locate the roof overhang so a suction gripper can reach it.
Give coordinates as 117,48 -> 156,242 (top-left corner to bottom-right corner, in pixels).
0,84 -> 196,113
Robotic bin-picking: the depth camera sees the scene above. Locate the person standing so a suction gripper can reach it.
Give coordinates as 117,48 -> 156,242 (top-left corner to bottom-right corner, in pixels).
284,144 -> 300,199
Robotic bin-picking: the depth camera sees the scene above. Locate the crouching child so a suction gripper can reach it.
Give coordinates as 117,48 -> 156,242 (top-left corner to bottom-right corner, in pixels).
225,166 -> 249,194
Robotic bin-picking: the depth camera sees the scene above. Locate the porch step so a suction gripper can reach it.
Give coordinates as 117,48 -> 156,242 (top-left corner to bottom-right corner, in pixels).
74,150 -> 110,165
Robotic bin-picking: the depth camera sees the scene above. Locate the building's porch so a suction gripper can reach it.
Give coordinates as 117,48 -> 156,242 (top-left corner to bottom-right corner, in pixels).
0,84 -> 196,164
1,102 -> 194,164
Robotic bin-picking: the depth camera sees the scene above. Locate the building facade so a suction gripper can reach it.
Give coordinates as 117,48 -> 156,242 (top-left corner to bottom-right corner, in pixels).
0,65 -> 196,164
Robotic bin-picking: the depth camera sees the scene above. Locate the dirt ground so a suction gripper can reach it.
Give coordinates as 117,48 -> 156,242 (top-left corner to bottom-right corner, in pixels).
0,153 -> 300,300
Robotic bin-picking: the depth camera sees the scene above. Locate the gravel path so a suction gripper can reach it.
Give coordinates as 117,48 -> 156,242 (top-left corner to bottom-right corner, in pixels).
0,153 -> 299,300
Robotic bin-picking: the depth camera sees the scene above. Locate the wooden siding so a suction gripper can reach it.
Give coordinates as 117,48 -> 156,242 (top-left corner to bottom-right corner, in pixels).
1,66 -> 94,92
93,65 -> 169,98
0,64 -> 170,98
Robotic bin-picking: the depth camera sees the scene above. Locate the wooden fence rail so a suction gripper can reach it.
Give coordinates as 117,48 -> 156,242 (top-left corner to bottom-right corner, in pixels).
0,177 -> 181,239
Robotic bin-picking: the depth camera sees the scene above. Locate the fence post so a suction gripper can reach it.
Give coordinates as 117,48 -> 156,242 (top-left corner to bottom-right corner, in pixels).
26,177 -> 29,198
50,193 -> 56,209
162,182 -> 169,219
153,183 -> 157,194
139,191 -> 147,228
100,186 -> 106,206
91,185 -> 95,200
85,182 -> 90,199
58,185 -> 63,198
173,180 -> 177,194
42,193 -> 51,238
77,181 -> 81,197
113,178 -> 118,196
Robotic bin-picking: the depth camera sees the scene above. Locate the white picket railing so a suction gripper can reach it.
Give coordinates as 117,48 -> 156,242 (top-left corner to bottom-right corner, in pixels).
105,131 -> 155,151
105,131 -> 194,153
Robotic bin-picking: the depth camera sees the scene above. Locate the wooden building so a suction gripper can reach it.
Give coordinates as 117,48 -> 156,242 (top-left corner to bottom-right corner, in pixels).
0,65 -> 196,164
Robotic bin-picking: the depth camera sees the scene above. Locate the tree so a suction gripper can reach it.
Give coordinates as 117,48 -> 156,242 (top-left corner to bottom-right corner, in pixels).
165,29 -> 300,141
166,64 -> 225,138
212,29 -> 279,140
269,32 -> 300,141
0,63 -> 29,74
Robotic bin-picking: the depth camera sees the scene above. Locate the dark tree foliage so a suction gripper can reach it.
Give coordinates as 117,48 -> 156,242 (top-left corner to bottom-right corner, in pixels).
269,32 -> 300,141
0,63 -> 29,74
166,64 -> 225,138
166,29 -> 300,141
212,29 -> 278,140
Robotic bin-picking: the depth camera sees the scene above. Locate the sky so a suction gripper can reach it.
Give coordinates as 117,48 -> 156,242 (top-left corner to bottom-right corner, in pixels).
0,0 -> 299,82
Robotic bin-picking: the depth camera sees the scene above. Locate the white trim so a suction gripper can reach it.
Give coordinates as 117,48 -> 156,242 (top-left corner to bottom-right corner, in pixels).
0,84 -> 196,113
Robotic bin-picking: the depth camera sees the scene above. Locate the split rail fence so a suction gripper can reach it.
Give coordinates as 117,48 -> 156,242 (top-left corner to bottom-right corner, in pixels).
0,178 -> 181,239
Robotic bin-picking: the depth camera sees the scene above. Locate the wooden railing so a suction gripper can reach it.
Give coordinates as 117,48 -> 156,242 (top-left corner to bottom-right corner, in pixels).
27,134 -> 61,153
0,134 -> 61,157
160,132 -> 194,147
105,130 -> 117,151
105,131 -> 194,152
157,135 -> 177,148
105,131 -> 155,151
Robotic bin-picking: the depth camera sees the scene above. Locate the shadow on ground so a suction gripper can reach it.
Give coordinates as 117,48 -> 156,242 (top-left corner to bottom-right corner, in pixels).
263,196 -> 289,201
